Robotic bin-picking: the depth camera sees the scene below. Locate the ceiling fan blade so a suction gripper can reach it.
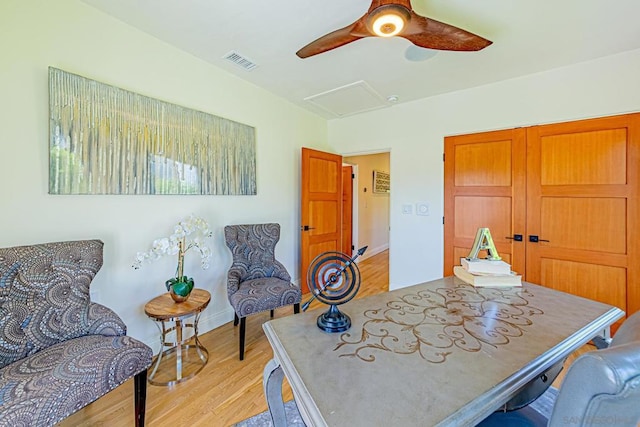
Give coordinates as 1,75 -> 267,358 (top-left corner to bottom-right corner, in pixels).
296,22 -> 369,59
402,13 -> 492,51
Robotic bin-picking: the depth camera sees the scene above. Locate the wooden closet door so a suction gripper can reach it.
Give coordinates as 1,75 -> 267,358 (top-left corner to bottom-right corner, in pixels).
525,114 -> 640,317
444,128 -> 527,276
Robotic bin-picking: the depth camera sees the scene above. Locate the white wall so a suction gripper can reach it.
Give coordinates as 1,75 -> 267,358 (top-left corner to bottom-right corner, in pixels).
343,153 -> 390,259
329,48 -> 640,290
0,0 -> 328,351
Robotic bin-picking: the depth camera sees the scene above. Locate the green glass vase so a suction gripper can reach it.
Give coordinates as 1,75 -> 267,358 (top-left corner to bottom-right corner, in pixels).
166,276 -> 194,303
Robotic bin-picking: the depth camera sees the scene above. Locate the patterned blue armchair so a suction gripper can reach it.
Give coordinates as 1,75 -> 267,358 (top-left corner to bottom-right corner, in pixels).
224,224 -> 301,360
0,240 -> 152,427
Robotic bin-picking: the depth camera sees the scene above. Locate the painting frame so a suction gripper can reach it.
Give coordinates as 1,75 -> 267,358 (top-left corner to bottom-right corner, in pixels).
373,169 -> 390,194
48,67 -> 257,195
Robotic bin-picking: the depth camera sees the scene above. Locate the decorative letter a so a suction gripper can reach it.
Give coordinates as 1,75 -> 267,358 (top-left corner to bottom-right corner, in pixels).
466,228 -> 502,261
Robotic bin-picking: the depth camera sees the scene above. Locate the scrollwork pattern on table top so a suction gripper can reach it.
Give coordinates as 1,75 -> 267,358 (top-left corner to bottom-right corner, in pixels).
334,283 -> 543,363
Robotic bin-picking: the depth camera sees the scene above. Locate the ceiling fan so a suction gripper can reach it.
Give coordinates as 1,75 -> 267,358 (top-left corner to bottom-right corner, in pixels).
296,0 -> 492,59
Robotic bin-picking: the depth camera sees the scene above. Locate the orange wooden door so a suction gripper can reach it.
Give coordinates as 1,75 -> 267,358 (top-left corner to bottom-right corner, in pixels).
342,165 -> 353,256
444,128 -> 527,276
525,114 -> 640,318
301,148 -> 343,293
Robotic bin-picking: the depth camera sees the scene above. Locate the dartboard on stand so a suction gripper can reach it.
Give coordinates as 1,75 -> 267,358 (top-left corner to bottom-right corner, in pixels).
302,246 -> 368,333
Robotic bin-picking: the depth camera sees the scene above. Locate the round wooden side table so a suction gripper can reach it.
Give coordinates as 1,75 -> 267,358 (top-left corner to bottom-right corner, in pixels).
144,288 -> 211,386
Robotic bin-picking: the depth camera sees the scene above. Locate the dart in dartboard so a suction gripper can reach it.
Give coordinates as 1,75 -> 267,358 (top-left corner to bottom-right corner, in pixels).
302,246 -> 367,333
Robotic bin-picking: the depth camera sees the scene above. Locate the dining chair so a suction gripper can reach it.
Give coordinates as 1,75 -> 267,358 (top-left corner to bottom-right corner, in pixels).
224,223 -> 301,360
479,310 -> 640,426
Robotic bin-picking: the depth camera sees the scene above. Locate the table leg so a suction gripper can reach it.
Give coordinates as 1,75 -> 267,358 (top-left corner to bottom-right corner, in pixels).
148,320 -> 166,382
176,319 -> 183,381
263,359 -> 287,427
193,313 -> 208,363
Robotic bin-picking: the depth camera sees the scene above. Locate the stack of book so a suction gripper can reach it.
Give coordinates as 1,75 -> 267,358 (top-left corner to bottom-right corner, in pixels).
453,258 -> 522,287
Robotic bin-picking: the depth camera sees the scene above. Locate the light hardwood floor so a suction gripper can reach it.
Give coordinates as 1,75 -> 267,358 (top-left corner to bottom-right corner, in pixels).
61,251 -> 389,427
60,250 -> 591,426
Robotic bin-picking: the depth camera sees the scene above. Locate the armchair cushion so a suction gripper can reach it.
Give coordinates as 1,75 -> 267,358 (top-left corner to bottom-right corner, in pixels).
229,277 -> 301,317
0,334 -> 152,426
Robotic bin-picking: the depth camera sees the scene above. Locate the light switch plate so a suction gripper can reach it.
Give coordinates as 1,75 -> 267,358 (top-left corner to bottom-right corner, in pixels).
416,202 -> 430,216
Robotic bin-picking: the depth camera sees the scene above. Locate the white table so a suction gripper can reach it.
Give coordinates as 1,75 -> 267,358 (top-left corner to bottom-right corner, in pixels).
263,277 -> 623,426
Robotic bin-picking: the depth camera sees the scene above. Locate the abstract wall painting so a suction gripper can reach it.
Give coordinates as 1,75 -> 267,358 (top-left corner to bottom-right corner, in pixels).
48,67 -> 256,195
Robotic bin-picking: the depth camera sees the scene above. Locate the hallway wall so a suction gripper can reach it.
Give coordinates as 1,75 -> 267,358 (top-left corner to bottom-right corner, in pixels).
344,152 -> 390,260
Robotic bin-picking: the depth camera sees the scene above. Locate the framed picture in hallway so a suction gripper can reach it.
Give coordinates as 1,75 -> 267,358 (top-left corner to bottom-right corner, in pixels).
373,170 -> 390,193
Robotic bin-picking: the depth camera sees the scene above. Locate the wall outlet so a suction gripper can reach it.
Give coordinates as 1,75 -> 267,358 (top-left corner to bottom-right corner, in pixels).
402,204 -> 413,214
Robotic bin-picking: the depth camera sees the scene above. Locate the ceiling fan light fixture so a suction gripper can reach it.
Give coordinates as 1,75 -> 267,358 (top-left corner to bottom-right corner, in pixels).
368,5 -> 410,38
373,13 -> 405,37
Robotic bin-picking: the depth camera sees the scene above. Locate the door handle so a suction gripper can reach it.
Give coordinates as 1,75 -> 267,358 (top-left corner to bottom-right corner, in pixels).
301,225 -> 316,231
505,234 -> 523,242
529,235 -> 550,243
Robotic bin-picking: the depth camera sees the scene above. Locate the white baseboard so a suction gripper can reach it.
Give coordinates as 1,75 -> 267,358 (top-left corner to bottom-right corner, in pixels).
143,306 -> 235,355
358,243 -> 389,261
199,307 -> 236,336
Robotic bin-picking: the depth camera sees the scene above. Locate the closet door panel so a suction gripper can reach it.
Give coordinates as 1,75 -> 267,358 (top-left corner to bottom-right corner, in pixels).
454,196 -> 512,239
454,140 -> 512,186
540,128 -> 627,185
540,259 -> 626,312
526,114 -> 640,317
444,128 -> 526,276
540,197 -> 626,254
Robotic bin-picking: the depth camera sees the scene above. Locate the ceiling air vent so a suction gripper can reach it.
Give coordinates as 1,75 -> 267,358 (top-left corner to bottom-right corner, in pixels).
222,51 -> 258,71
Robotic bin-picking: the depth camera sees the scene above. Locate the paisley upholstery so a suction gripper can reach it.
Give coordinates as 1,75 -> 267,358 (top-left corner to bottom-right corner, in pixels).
224,224 -> 301,359
228,277 -> 301,318
0,240 -> 152,427
0,240 -> 102,368
0,335 -> 150,426
225,224 -> 301,315
225,224 -> 292,292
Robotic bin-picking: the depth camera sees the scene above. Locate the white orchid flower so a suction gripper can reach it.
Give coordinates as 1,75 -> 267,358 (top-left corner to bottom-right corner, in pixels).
133,215 -> 213,274
173,224 -> 186,238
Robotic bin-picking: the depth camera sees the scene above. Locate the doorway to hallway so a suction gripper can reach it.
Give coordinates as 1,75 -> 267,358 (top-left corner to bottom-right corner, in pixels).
343,151 -> 390,266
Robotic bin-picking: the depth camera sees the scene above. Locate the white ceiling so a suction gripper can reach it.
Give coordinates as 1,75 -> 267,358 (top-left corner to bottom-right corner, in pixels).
82,0 -> 640,119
